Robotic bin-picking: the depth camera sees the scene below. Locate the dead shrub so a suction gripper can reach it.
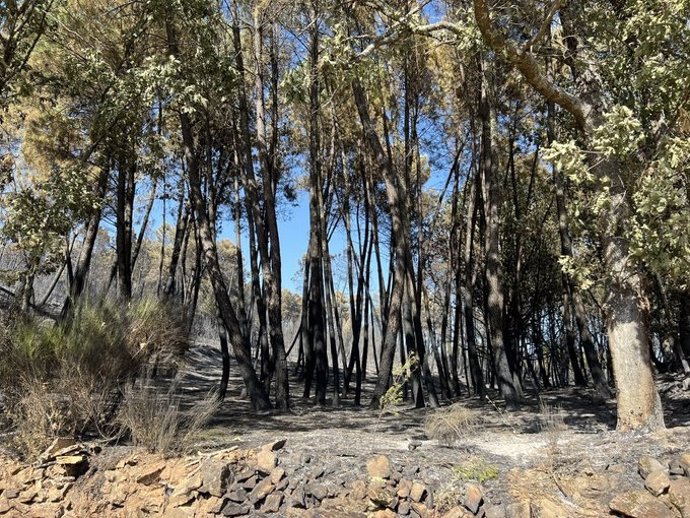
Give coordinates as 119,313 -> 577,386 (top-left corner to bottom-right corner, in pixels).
538,398 -> 566,458
425,403 -> 482,446
538,398 -> 566,435
115,375 -> 219,454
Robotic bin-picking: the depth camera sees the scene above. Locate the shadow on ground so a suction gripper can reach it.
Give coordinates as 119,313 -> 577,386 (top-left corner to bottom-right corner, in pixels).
172,343 -> 690,447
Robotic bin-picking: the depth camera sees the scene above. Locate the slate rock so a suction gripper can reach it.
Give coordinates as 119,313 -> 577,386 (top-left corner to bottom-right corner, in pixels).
609,490 -> 672,518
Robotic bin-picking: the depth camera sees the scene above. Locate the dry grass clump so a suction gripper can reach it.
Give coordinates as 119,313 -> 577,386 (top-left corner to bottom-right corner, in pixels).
115,376 -> 219,454
0,298 -> 191,457
424,403 -> 482,446
538,398 -> 566,435
538,398 -> 567,460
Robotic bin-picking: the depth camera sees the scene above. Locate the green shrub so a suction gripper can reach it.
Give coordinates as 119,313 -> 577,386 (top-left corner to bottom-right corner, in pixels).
0,298 -> 190,456
452,457 -> 499,483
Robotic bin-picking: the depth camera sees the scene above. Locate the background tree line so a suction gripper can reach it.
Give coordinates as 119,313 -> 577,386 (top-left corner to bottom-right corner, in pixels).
1,0 -> 689,432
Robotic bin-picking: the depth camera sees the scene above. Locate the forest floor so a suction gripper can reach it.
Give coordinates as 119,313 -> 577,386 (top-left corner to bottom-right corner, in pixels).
177,343 -> 690,512
4,342 -> 690,517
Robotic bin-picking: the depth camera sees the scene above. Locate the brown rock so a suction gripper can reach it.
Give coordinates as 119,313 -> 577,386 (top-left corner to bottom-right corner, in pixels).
568,470 -> 613,498
397,479 -> 412,499
370,510 -> 396,518
409,481 -> 427,503
200,495 -> 227,514
463,483 -> 483,514
261,493 -> 284,513
349,479 -> 368,501
442,507 -> 472,518
41,439 -> 77,460
134,462 -> 165,486
2,488 -> 19,500
367,455 -> 392,480
55,455 -> 88,478
199,459 -> 231,497
249,477 -> 274,504
367,484 -> 397,509
410,501 -> 430,518
645,470 -> 671,496
533,498 -> 570,518
256,449 -> 278,475
226,486 -> 248,502
505,501 -> 531,518
46,484 -> 70,503
172,474 -> 203,500
235,467 -> 255,482
398,501 -> 412,515
484,505 -> 505,518
166,508 -> 195,518
0,498 -> 13,515
276,476 -> 290,492
670,478 -> 690,518
639,456 -> 666,480
17,489 -> 37,505
162,462 -> 190,486
242,475 -> 257,490
609,490 -> 672,518
270,467 -> 286,484
168,490 -> 196,508
287,486 -> 306,508
670,459 -> 686,477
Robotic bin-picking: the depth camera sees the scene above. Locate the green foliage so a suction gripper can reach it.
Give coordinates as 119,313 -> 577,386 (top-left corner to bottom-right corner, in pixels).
379,353 -> 418,411
1,298 -> 186,385
451,457 -> 499,483
631,137 -> 690,288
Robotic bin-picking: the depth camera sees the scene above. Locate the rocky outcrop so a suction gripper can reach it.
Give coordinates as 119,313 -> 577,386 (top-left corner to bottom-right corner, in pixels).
0,441 -> 493,518
10,440 -> 690,518
505,452 -> 690,518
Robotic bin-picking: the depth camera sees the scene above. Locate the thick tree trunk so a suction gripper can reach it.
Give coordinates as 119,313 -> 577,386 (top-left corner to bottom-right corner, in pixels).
351,78 -> 410,410
116,159 -> 134,301
478,61 -> 521,408
307,6 -> 328,406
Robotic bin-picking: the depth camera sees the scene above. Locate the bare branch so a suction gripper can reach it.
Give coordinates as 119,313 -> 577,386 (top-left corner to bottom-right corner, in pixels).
472,0 -> 591,131
521,0 -> 564,52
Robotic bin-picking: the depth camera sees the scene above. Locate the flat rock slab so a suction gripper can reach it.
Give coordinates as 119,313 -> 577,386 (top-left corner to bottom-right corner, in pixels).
609,490 -> 673,518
